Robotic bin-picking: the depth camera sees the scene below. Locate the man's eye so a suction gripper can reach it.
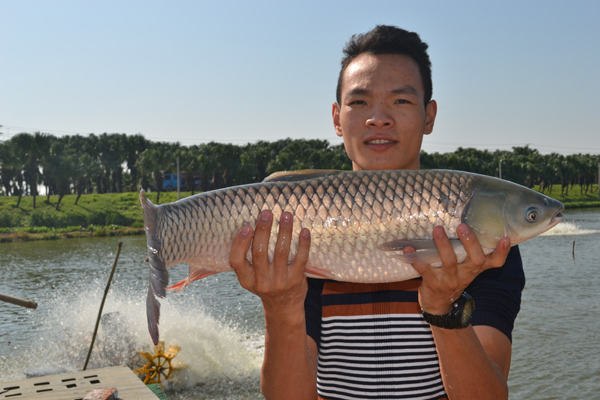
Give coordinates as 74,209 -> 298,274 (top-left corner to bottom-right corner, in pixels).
395,99 -> 410,104
349,100 -> 366,105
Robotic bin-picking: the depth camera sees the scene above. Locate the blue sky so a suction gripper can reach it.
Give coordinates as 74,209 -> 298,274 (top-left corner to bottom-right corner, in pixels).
1,0 -> 599,155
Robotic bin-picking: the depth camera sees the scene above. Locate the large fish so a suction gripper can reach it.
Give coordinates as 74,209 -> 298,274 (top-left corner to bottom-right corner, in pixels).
140,169 -> 564,344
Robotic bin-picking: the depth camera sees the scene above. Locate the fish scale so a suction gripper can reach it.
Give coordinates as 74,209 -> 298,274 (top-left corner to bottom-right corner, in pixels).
140,168 -> 564,344
148,170 -> 473,283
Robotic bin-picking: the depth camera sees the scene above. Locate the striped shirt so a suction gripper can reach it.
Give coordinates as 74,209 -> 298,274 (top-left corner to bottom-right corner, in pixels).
305,246 -> 525,400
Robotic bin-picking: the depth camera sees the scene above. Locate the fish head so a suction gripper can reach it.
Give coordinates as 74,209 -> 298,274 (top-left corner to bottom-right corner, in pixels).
463,176 -> 565,248
502,188 -> 564,243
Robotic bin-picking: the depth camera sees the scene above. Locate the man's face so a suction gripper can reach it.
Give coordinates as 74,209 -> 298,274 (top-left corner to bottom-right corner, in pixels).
333,53 -> 437,171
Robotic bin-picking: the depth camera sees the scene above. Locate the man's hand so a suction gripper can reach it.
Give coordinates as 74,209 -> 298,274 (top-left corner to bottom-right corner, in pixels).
407,223 -> 511,315
230,210 -> 317,400
229,210 -> 311,314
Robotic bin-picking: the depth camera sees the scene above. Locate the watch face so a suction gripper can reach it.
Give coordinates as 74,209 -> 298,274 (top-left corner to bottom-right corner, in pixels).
460,298 -> 474,326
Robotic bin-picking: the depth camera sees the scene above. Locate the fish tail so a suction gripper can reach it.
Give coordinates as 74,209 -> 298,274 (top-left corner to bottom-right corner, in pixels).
140,189 -> 168,345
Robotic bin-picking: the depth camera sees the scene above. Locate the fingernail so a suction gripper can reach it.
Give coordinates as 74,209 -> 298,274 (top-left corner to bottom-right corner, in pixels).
302,228 -> 310,239
260,210 -> 270,221
241,226 -> 251,236
281,212 -> 292,223
457,224 -> 470,236
434,226 -> 446,239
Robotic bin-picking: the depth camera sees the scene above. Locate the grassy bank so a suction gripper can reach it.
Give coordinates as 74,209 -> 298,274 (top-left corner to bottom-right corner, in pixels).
0,191 -> 196,242
533,184 -> 600,209
0,186 -> 598,243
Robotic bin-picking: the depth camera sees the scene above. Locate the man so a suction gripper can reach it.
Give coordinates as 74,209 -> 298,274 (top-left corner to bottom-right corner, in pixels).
230,25 -> 525,400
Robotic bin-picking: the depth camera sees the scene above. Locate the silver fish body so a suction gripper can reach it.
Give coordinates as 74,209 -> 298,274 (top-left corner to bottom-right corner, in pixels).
140,169 -> 564,344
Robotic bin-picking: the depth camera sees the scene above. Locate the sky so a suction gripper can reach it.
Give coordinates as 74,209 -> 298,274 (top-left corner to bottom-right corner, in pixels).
1,0 -> 599,155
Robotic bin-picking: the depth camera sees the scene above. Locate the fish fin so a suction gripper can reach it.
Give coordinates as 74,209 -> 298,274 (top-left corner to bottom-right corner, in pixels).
379,239 -> 465,268
140,189 -> 168,345
389,249 -> 444,267
263,169 -> 341,182
377,239 -> 439,252
168,264 -> 220,292
305,264 -> 337,280
146,284 -> 161,345
168,278 -> 190,292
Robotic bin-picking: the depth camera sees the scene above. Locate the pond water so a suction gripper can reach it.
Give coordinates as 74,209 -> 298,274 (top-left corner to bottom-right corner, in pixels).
0,209 -> 599,399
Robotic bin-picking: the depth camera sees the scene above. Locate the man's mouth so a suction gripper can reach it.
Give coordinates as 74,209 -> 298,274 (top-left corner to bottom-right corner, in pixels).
366,139 -> 395,145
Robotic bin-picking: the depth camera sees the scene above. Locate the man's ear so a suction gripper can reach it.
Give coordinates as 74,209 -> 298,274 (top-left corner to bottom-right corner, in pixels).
332,102 -> 343,137
424,100 -> 437,136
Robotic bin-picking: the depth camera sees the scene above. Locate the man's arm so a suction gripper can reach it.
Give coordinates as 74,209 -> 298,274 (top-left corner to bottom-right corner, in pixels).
229,210 -> 318,400
408,223 -> 513,400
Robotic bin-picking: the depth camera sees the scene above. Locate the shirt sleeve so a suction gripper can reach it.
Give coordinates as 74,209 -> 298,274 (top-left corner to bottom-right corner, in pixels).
304,278 -> 325,349
467,245 -> 526,342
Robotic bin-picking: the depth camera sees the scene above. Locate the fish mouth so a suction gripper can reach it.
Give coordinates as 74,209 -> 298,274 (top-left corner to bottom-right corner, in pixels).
548,206 -> 565,229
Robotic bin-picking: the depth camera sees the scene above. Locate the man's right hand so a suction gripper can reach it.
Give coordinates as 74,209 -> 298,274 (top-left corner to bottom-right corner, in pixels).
229,209 -> 311,316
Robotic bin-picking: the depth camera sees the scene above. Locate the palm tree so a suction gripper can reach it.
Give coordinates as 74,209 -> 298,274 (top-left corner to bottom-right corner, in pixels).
124,134 -> 149,192
136,144 -> 174,204
0,140 -> 19,196
11,132 -> 51,208
42,140 -> 75,210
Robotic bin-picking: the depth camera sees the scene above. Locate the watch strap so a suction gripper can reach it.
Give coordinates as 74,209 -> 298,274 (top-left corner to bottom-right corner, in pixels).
421,292 -> 474,329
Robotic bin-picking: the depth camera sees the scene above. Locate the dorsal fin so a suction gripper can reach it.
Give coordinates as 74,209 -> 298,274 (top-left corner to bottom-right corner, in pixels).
263,169 -> 342,182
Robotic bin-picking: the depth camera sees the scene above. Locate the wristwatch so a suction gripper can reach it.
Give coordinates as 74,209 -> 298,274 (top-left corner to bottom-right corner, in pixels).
421,292 -> 475,329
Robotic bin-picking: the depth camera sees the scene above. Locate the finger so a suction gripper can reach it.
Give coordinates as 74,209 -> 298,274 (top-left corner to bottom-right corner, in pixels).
482,237 -> 511,271
291,228 -> 311,279
402,245 -> 430,277
229,225 -> 254,282
456,224 -> 486,267
252,210 -> 274,271
433,226 -> 458,270
273,212 -> 294,269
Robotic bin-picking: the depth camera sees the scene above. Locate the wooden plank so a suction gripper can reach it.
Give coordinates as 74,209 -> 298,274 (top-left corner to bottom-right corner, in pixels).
0,366 -> 157,400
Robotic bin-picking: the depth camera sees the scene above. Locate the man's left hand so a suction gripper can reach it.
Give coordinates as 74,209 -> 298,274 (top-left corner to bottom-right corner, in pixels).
406,223 -> 511,315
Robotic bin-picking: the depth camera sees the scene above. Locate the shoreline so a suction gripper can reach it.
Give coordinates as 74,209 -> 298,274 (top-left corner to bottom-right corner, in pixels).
0,227 -> 145,243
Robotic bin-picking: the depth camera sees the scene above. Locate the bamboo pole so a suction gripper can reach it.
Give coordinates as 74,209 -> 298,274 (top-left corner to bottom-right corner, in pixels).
83,241 -> 122,371
177,156 -> 181,200
0,293 -> 38,309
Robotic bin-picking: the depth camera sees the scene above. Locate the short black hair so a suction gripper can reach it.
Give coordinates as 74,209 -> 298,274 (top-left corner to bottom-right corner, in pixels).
336,25 -> 432,106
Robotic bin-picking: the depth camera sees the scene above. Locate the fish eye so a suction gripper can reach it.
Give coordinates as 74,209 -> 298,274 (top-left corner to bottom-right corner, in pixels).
527,208 -> 540,222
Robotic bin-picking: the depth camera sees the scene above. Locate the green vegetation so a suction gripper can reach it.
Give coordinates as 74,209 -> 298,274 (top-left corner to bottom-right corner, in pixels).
0,133 -> 598,202
0,191 -> 196,242
533,184 -> 600,209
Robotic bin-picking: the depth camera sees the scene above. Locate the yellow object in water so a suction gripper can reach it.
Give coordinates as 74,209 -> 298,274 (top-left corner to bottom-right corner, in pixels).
134,341 -> 185,387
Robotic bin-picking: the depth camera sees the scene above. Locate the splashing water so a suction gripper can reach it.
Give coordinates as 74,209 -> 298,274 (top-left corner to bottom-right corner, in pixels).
541,221 -> 600,236
0,272 -> 264,399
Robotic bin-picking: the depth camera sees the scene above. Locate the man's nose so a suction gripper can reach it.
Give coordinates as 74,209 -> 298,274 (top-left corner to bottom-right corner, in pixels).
365,109 -> 394,129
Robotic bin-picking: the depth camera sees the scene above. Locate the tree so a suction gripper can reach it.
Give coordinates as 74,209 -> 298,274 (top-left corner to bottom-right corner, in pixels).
11,132 -> 51,208
42,139 -> 74,210
0,140 -> 19,196
124,134 -> 149,192
136,143 -> 177,204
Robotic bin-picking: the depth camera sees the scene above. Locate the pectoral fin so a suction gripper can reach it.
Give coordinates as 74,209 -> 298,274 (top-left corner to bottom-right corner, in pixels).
377,239 -> 466,268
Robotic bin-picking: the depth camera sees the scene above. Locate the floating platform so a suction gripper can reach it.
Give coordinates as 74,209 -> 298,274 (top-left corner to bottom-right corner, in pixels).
0,366 -> 158,399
